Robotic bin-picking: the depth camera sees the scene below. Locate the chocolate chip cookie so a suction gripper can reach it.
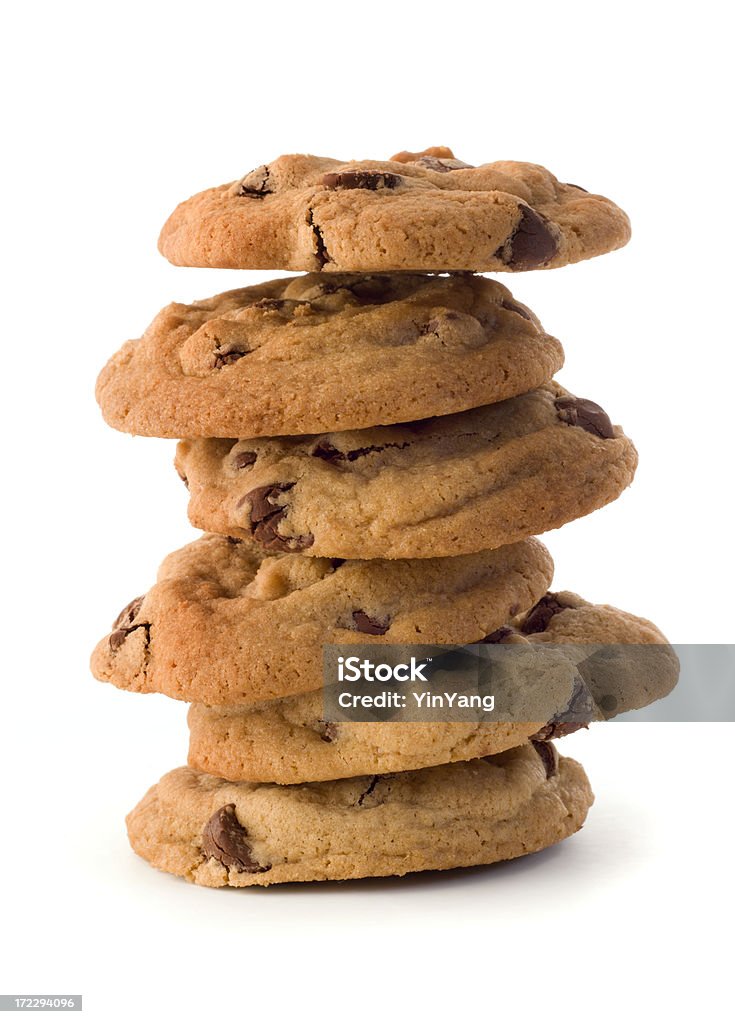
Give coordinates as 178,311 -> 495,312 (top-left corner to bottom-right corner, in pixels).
187,591 -> 677,783
90,534 -> 553,705
158,147 -> 630,273
95,272 -> 563,439
177,383 -> 637,559
126,743 -> 593,886
514,591 -> 680,728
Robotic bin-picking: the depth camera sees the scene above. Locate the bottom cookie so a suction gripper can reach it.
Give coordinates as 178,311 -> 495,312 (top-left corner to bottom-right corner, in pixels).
126,743 -> 593,886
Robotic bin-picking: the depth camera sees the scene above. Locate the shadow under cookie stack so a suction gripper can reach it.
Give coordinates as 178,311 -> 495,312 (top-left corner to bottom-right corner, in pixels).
92,146 -> 676,887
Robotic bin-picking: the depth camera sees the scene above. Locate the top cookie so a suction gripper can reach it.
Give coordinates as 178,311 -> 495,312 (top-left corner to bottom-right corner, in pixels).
158,147 -> 631,273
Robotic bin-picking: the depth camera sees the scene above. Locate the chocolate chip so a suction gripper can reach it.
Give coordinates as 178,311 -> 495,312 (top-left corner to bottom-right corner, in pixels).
330,558 -> 346,570
233,451 -> 257,470
322,171 -> 400,190
532,676 -> 596,742
496,205 -> 558,270
255,513 -> 303,551
112,596 -> 144,631
352,610 -> 390,635
250,296 -> 308,317
214,349 -> 248,368
343,444 -> 382,462
599,693 -> 618,714
531,739 -> 558,779
532,721 -> 584,741
311,441 -> 344,462
109,629 -> 129,652
565,182 -> 589,193
201,804 -> 270,874
109,619 -> 150,653
242,483 -> 292,522
109,597 -> 150,653
312,440 -> 409,463
176,468 -> 189,489
415,156 -> 474,172
521,594 -> 568,635
237,165 -> 272,198
480,626 -> 517,644
560,674 -> 597,722
241,483 -> 314,553
554,397 -> 615,440
501,299 -> 532,321
317,721 -> 339,743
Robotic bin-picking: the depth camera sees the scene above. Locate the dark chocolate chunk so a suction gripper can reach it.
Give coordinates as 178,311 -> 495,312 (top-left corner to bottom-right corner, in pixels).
109,629 -> 129,652
521,594 -> 568,635
532,720 -> 586,741
598,693 -> 618,714
480,626 -> 517,644
317,721 -> 339,743
352,610 -> 390,636
109,597 -> 150,653
242,483 -> 291,522
532,676 -> 596,741
531,739 -> 558,779
232,450 -> 257,470
237,165 -> 272,198
311,441 -> 344,462
253,511 -> 293,551
112,596 -> 144,631
322,171 -> 400,190
415,156 -> 474,172
214,349 -> 248,368
554,396 -> 615,440
240,483 -> 313,553
497,206 -> 558,269
109,620 -> 150,653
201,804 -> 270,874
312,440 -> 408,463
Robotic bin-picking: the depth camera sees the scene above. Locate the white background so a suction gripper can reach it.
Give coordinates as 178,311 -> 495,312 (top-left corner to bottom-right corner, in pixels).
1,1 -> 733,1021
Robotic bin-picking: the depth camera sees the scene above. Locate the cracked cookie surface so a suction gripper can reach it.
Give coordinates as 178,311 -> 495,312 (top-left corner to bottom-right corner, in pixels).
90,534 -> 553,705
126,743 -> 593,886
177,383 -> 637,559
158,147 -> 630,273
187,591 -> 677,783
96,272 -> 563,438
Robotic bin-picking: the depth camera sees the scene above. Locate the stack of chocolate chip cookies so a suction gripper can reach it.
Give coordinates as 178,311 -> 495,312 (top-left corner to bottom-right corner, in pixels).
92,147 -> 676,887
